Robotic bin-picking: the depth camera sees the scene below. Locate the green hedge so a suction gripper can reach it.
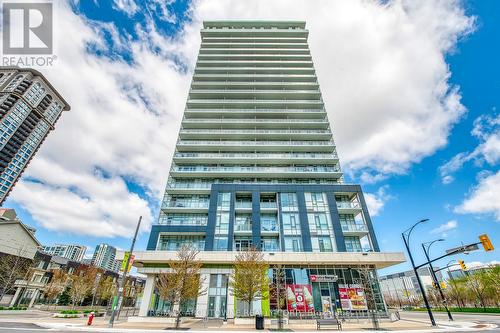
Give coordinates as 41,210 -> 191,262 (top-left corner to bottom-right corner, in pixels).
0,306 -> 27,310
60,310 -> 79,314
411,307 -> 500,314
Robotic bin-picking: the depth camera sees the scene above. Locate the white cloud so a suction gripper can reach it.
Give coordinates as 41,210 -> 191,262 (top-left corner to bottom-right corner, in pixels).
4,0 -> 475,237
431,220 -> 458,234
455,171 -> 500,221
364,186 -> 391,217
439,113 -> 499,184
113,0 -> 139,16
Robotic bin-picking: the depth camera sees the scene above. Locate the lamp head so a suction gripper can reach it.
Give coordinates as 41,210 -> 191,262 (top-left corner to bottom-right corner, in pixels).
419,218 -> 430,223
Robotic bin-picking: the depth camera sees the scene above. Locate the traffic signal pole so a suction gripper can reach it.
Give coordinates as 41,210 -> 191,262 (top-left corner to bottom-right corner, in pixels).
402,232 -> 436,326
422,244 -> 453,321
109,216 -> 142,328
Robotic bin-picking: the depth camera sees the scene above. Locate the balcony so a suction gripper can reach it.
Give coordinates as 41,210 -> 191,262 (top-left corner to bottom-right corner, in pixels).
176,140 -> 337,152
179,129 -> 332,140
170,165 -> 342,179
235,201 -> 252,209
336,201 -> 363,214
162,200 -> 209,212
173,152 -> 339,165
260,202 -> 277,209
341,224 -> 370,236
193,73 -> 317,82
182,117 -> 329,128
186,99 -> 324,109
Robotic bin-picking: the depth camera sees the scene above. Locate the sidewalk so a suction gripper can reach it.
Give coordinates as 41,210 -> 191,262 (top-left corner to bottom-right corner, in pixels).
33,315 -> 497,332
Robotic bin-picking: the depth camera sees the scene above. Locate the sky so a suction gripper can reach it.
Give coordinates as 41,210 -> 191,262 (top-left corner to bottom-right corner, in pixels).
1,0 -> 498,274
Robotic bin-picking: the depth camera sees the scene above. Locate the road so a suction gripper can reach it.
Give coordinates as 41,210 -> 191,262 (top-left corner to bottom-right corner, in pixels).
400,311 -> 500,332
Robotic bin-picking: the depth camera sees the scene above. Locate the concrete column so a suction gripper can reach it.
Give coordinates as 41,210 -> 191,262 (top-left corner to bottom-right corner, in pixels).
226,285 -> 235,319
9,287 -> 22,307
196,273 -> 210,318
28,289 -> 39,308
139,274 -> 155,317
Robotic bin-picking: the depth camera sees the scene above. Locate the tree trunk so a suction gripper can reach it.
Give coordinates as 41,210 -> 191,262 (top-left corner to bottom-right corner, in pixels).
175,303 -> 181,329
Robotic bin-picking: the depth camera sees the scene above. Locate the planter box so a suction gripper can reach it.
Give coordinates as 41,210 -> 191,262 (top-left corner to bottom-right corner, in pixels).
53,313 -> 84,318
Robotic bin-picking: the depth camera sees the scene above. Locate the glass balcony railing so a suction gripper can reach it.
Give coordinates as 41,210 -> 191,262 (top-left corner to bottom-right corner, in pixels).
341,224 -> 369,232
183,117 -> 328,122
172,165 -> 341,173
163,201 -> 209,209
234,223 -> 252,231
180,129 -> 330,135
235,201 -> 252,208
177,140 -> 335,146
336,202 -> 361,209
166,182 -> 212,189
260,202 -> 277,209
174,152 -> 339,160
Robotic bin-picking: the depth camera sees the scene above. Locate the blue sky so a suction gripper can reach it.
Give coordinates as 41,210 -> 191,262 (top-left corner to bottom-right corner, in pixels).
2,0 -> 498,274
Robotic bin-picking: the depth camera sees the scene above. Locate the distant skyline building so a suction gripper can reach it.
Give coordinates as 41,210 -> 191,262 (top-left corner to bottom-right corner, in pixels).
133,21 -> 404,319
0,67 -> 70,205
42,244 -> 86,262
91,243 -> 117,271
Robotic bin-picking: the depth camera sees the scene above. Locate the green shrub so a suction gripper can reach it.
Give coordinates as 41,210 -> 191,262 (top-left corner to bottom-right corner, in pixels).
60,310 -> 79,314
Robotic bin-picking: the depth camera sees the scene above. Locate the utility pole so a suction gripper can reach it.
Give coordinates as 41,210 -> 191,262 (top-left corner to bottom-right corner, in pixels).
108,216 -> 142,327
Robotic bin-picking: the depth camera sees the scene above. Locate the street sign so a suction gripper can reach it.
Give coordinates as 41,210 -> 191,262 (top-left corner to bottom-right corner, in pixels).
445,244 -> 478,254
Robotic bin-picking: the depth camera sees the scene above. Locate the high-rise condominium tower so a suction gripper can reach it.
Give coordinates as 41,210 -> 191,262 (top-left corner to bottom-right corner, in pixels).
42,244 -> 87,262
0,67 -> 70,204
91,244 -> 117,271
135,21 -> 404,319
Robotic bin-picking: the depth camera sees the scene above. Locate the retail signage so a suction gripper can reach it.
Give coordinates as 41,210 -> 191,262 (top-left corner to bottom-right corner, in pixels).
286,284 -> 315,312
310,274 -> 338,283
338,284 -> 367,310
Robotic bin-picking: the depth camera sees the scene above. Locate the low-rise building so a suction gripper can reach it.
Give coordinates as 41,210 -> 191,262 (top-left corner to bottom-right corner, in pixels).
379,267 -> 443,307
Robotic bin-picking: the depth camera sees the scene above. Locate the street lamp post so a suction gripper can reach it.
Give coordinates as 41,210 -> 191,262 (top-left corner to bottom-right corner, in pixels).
402,219 -> 436,326
422,239 -> 453,321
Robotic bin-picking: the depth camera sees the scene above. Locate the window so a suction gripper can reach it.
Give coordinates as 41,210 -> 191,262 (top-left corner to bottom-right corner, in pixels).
261,214 -> 277,232
284,236 -> 302,252
234,237 -> 252,251
280,193 -> 298,211
344,236 -> 362,252
214,237 -> 228,251
157,235 -> 205,251
261,237 -> 279,251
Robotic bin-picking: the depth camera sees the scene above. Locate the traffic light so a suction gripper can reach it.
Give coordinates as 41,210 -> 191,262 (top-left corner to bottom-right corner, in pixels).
440,281 -> 446,289
458,259 -> 467,270
479,234 -> 494,252
432,282 -> 439,289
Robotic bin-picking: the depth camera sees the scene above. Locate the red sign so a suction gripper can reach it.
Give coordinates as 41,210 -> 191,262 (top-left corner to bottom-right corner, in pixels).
286,284 -> 315,312
338,285 -> 367,310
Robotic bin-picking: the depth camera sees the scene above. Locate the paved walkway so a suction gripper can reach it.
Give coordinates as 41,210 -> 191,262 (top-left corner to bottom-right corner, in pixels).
0,311 -> 497,332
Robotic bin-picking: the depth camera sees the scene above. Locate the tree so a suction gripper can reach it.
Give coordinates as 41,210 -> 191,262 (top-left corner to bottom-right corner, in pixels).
466,271 -> 488,309
68,266 -> 99,308
43,269 -> 68,307
230,248 -> 269,317
0,252 -> 32,300
156,246 -> 205,328
96,275 -> 115,306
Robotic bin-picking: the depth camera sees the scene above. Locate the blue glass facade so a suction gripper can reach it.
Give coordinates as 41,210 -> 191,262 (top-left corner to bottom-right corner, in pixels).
148,184 -> 379,253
